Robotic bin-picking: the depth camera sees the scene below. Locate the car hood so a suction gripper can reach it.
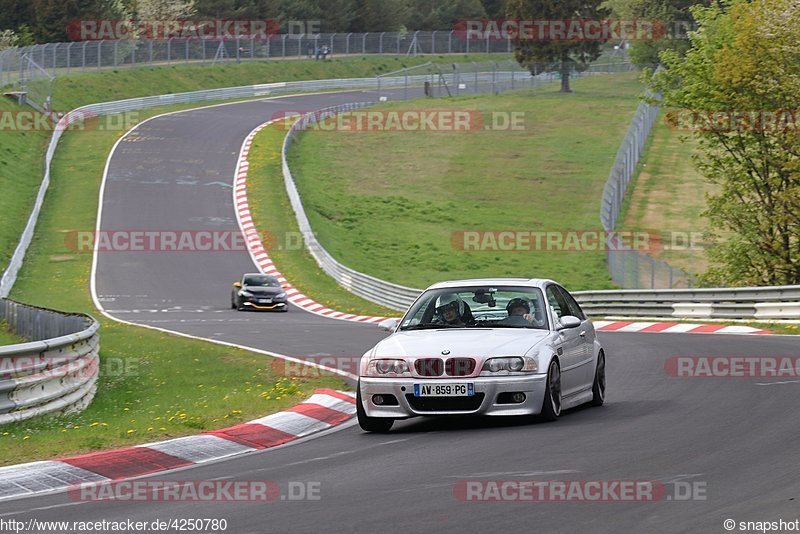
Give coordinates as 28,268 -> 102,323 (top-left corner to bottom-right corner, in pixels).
371,328 -> 551,359
243,286 -> 284,295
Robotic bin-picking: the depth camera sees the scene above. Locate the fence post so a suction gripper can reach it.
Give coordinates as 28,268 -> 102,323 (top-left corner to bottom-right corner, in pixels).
167,39 -> 171,65
363,33 -> 368,54
81,41 -> 87,72
113,41 -> 118,67
97,40 -> 103,69
346,33 -> 352,54
431,31 -> 436,54
185,39 -> 189,64
379,32 -> 385,54
148,40 -> 153,65
448,30 -> 453,54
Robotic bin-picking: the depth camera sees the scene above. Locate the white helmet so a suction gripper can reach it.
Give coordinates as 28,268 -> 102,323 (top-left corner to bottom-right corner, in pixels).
435,293 -> 465,317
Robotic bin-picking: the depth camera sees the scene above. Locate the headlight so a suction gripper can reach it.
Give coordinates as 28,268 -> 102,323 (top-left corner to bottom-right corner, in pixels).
366,359 -> 410,377
275,292 -> 287,298
239,290 -> 253,297
481,357 -> 537,375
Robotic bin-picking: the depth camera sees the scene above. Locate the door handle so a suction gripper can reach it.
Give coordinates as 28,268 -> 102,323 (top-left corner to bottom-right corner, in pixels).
579,330 -> 586,337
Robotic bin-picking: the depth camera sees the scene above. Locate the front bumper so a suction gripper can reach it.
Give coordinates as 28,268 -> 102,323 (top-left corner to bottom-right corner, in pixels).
359,375 -> 548,418
241,299 -> 288,310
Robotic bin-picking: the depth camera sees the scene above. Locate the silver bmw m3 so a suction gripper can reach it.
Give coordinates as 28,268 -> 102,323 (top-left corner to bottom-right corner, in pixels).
357,278 -> 606,432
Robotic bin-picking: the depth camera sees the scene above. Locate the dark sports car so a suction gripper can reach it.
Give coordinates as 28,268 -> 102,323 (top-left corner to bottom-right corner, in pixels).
231,273 -> 289,312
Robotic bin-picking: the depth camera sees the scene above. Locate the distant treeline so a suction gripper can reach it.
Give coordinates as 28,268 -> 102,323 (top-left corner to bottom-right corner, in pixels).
0,0 -> 509,44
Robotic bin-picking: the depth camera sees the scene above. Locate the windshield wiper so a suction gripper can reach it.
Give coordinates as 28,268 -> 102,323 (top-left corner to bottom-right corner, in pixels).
400,324 -> 460,331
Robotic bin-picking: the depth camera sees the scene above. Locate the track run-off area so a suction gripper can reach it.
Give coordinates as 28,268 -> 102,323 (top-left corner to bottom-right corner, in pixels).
1,89 -> 798,533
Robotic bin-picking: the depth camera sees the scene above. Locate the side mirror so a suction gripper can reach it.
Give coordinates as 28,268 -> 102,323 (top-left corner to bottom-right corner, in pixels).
378,318 -> 399,332
233,282 -> 242,288
557,315 -> 582,330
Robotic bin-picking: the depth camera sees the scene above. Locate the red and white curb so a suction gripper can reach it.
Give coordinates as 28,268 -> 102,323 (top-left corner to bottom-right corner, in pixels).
234,121 -> 392,325
593,320 -> 771,335
0,389 -> 355,501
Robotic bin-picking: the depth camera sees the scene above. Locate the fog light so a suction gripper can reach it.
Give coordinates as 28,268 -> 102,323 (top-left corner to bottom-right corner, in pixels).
372,394 -> 385,405
512,392 -> 526,403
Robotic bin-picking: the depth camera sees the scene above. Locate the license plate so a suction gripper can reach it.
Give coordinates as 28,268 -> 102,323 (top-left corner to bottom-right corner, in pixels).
414,383 -> 474,397
258,298 -> 272,304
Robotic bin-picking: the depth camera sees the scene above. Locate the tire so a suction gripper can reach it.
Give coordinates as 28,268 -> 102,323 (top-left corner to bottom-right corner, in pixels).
231,296 -> 238,310
356,385 -> 394,433
539,360 -> 562,422
591,351 -> 605,407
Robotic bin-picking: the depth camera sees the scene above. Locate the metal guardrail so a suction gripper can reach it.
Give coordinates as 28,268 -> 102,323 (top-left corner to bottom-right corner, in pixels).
0,68 -> 532,299
572,286 -> 800,320
280,64 -> 633,311
283,103 -> 423,310
280,90 -> 800,319
0,299 -> 100,424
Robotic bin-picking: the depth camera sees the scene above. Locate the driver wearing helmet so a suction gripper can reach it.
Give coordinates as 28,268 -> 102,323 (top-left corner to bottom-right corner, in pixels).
501,297 -> 538,325
434,293 -> 468,326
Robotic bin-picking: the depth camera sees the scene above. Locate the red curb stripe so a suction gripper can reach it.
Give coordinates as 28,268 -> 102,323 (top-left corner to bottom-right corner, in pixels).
687,324 -> 727,333
596,321 -> 632,331
288,403 -> 352,425
314,388 -> 357,404
210,423 -> 296,450
640,322 -> 679,332
61,447 -> 191,480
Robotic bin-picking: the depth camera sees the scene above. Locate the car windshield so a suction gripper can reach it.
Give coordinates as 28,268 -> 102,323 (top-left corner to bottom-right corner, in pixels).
399,286 -> 548,331
243,275 -> 281,287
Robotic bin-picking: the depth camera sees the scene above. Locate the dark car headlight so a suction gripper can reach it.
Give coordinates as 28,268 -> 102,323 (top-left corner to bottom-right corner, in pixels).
480,357 -> 537,375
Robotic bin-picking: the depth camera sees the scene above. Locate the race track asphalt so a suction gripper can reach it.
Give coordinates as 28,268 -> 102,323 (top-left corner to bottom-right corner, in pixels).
1,89 -> 798,533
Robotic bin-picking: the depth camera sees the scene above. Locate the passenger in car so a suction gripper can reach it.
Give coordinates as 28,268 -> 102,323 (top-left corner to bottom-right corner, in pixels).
501,297 -> 539,326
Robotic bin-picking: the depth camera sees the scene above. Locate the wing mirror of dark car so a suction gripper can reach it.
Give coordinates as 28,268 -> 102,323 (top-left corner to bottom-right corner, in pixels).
557,315 -> 582,330
378,318 -> 399,332
233,282 -> 242,288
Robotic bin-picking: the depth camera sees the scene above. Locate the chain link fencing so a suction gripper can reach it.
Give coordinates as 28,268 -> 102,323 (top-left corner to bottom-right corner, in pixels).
599,67 -> 695,289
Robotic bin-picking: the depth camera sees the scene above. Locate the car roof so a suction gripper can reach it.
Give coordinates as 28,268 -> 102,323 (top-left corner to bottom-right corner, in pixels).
425,278 -> 556,290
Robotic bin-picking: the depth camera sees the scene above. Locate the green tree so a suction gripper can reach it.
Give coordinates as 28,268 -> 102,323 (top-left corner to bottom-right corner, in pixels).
651,0 -> 800,285
349,0 -> 411,31
507,0 -> 610,92
481,0 -> 508,18
0,0 -> 34,33
30,0 -> 129,42
602,0 -> 711,68
0,28 -> 18,50
408,0 -> 487,30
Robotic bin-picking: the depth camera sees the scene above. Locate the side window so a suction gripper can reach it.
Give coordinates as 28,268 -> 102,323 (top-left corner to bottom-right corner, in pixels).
545,286 -> 567,319
557,286 -> 586,320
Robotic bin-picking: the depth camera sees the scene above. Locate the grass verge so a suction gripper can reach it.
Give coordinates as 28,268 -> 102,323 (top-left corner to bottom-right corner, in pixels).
0,102 -> 348,466
620,116 -> 715,277
0,323 -> 23,345
49,54 -> 511,110
246,123 -> 397,317
0,54 -> 507,283
287,71 -> 643,291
